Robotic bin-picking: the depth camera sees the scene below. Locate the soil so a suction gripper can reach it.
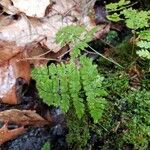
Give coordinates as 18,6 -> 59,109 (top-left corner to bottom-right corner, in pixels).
0,79 -> 67,150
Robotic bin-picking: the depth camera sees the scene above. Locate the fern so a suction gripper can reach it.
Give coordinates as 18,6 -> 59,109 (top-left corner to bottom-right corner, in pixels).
106,0 -> 130,11
80,56 -> 107,123
136,30 -> 150,59
106,1 -> 150,59
106,0 -> 131,22
121,8 -> 149,29
32,24 -> 108,123
56,25 -> 97,59
32,57 -> 107,123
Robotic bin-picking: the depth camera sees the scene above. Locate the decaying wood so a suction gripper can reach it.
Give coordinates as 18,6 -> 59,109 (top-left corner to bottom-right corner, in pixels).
0,109 -> 50,127
0,123 -> 26,145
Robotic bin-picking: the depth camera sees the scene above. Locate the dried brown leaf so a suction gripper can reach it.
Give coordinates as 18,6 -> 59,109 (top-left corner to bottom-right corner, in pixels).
0,52 -> 30,104
12,0 -> 50,17
0,109 -> 50,127
0,0 -> 96,52
0,123 -> 26,145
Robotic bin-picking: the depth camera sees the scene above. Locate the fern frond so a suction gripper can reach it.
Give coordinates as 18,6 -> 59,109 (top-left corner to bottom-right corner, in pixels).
67,62 -> 85,119
56,25 -> 97,59
80,56 -> 107,123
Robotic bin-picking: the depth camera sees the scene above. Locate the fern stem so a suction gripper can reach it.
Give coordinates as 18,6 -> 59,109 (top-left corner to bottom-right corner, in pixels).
88,45 -> 123,68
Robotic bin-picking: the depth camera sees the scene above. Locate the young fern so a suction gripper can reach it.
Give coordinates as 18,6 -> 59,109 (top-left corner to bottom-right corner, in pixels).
57,64 -> 70,113
56,25 -> 97,59
67,62 -> 84,119
106,0 -> 150,59
32,58 -> 107,122
32,24 -> 108,123
80,56 -> 107,123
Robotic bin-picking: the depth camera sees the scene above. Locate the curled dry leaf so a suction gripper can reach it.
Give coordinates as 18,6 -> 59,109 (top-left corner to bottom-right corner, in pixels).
0,123 -> 26,145
93,24 -> 111,40
0,109 -> 50,127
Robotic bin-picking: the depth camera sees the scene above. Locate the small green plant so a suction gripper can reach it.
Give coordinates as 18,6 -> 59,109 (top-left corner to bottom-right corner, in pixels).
56,25 -> 97,59
41,142 -> 51,150
121,90 -> 150,150
98,72 -> 150,150
32,56 -> 107,123
106,0 -> 150,59
32,25 -> 108,123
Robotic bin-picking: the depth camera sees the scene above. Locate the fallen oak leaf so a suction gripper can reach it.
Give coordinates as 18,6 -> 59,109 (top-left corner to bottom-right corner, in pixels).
0,123 -> 26,145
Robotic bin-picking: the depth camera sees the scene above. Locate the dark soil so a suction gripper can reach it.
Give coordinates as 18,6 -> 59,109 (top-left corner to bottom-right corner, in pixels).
0,79 -> 67,150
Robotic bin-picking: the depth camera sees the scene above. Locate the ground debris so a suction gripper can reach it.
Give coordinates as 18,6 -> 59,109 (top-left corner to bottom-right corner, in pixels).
0,123 -> 26,145
0,109 -> 49,127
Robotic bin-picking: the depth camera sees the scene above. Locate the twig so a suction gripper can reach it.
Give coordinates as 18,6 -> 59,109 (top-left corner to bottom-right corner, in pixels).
18,57 -> 59,62
88,44 -> 123,68
58,49 -> 72,59
83,49 -> 97,55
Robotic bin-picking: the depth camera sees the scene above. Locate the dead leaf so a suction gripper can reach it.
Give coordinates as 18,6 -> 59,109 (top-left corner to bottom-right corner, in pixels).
0,0 -> 96,52
0,0 -> 18,15
93,24 -> 111,40
0,123 -> 26,145
12,0 -> 50,17
0,0 -> 97,105
0,109 -> 50,127
0,52 -> 30,104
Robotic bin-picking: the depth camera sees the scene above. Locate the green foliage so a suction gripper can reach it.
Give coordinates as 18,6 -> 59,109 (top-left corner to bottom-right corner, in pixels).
106,13 -> 122,22
137,49 -> 150,59
41,142 -> 50,150
136,30 -> 150,59
56,25 -> 97,59
66,111 -> 90,150
138,30 -> 150,40
80,56 -> 108,123
121,8 -> 149,29
32,24 -> 107,123
106,0 -> 130,11
98,72 -> 150,149
121,90 -> 150,150
106,0 -> 131,22
32,56 -> 107,123
106,1 -> 150,60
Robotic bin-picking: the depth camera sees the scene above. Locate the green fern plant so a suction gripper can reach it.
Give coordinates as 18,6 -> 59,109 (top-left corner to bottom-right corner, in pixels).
32,56 -> 107,123
32,24 -> 108,123
106,0 -> 150,59
56,25 -> 97,59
